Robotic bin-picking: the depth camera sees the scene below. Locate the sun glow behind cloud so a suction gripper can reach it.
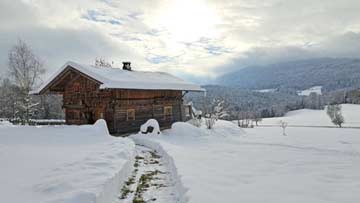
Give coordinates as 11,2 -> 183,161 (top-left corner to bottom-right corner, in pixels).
135,0 -> 232,77
149,0 -> 220,43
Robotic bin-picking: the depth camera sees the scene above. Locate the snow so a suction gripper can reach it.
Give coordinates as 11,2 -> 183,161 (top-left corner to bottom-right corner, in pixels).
32,61 -> 204,94
115,143 -> 187,203
130,136 -> 189,203
3,104 -> 360,203
133,118 -> 360,203
0,119 -> 13,127
0,119 -> 135,203
140,119 -> 161,135
297,86 -> 322,96
261,104 -> 360,127
254,88 -> 277,93
29,119 -> 66,123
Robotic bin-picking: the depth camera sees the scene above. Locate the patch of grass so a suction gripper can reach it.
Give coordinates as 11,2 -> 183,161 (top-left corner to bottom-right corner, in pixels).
151,183 -> 167,189
149,150 -> 161,159
132,198 -> 145,203
119,185 -> 132,199
133,169 -> 163,201
125,176 -> 136,186
148,159 -> 160,164
135,155 -> 144,160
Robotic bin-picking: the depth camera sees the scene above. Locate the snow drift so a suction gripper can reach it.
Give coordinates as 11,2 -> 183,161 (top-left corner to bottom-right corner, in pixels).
0,119 -> 135,203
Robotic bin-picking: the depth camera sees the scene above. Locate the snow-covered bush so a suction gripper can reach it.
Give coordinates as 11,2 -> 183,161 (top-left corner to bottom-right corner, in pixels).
205,116 -> 216,129
0,118 -> 13,127
279,120 -> 288,136
140,119 -> 161,135
170,122 -> 205,137
188,117 -> 202,127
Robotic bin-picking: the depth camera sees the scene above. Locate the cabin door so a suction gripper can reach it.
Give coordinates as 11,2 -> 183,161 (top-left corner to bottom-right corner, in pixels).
95,106 -> 105,122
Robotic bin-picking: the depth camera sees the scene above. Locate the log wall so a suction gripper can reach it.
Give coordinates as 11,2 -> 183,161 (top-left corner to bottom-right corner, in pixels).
62,74 -> 183,134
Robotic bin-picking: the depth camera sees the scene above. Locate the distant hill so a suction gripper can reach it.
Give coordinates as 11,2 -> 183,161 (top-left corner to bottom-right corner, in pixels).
217,58 -> 360,92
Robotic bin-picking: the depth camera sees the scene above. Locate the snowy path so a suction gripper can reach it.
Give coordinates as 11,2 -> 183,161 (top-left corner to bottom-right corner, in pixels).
115,144 -> 180,203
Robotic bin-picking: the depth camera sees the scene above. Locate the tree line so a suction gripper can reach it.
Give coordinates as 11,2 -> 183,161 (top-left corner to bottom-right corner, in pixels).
186,84 -> 357,127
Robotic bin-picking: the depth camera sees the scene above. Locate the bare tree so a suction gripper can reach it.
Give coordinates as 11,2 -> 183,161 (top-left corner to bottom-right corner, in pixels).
253,111 -> 262,126
95,57 -> 113,68
8,40 -> 45,93
8,39 -> 45,123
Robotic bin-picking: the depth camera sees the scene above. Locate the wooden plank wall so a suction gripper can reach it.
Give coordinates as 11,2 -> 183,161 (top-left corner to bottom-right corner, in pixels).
111,89 -> 183,134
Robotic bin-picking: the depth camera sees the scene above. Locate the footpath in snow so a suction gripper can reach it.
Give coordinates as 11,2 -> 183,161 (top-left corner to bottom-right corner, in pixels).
116,144 -> 184,203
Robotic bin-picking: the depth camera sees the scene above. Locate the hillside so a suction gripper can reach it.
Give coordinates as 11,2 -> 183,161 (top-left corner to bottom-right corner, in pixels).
261,104 -> 360,127
186,85 -> 321,119
217,58 -> 360,91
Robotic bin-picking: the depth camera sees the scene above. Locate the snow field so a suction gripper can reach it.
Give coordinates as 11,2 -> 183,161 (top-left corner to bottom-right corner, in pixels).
261,104 -> 360,127
133,120 -> 360,203
297,86 -> 322,96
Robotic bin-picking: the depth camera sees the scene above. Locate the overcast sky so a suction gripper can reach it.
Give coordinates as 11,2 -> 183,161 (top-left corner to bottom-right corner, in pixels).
1,0 -> 360,83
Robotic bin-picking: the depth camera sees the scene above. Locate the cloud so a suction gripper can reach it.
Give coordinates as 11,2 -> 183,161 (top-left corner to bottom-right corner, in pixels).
1,0 -> 360,83
0,0 -> 146,78
215,31 -> 360,76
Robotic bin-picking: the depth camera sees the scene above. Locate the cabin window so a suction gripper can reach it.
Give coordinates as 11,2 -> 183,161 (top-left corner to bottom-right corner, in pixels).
74,110 -> 80,119
164,106 -> 173,120
73,82 -> 80,92
67,110 -> 80,119
127,109 -> 135,121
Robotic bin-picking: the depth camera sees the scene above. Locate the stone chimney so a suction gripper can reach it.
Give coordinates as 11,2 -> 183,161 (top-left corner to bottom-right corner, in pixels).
122,62 -> 131,71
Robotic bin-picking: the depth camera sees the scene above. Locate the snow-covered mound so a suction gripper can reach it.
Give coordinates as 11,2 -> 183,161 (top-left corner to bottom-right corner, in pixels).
169,120 -> 246,137
261,104 -> 360,127
0,119 -> 13,127
140,119 -> 161,135
0,120 -> 135,203
297,86 -> 322,96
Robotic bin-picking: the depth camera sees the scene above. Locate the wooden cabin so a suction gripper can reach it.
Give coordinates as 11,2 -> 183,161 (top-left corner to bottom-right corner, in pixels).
32,61 -> 204,134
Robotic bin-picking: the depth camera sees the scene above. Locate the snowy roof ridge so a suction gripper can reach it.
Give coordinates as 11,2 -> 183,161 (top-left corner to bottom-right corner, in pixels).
32,61 -> 205,94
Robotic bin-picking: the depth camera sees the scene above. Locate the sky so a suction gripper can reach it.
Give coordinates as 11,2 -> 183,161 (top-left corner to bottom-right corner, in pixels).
1,0 -> 360,84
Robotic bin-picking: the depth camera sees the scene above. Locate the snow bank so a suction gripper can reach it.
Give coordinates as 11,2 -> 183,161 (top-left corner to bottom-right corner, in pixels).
0,119 -> 13,127
171,120 -> 246,137
170,122 -> 206,137
261,104 -> 360,127
0,120 -> 135,203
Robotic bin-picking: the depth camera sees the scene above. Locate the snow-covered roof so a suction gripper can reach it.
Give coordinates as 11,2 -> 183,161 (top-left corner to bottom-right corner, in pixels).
32,61 -> 204,94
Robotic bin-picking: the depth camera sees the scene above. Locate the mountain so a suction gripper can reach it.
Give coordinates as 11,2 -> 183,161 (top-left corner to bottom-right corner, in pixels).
217,58 -> 360,92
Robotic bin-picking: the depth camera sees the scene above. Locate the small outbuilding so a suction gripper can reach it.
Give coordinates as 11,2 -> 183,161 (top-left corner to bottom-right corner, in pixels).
32,61 -> 204,134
